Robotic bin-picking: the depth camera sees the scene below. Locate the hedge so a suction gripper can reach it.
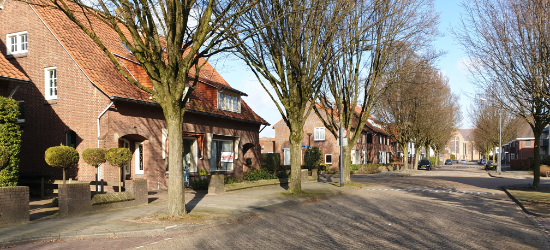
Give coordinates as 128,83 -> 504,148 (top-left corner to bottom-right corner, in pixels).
510,159 -> 530,170
0,97 -> 22,187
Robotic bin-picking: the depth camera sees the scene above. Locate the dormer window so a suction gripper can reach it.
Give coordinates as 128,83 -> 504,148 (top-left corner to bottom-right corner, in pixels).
218,91 -> 241,113
6,31 -> 28,55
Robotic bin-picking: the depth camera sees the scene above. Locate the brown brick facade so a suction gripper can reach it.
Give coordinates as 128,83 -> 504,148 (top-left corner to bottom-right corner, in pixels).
0,186 -> 29,225
0,1 -> 267,191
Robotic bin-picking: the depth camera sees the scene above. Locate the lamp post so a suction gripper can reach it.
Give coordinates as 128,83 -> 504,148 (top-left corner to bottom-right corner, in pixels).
307,133 -> 312,172
480,98 -> 501,175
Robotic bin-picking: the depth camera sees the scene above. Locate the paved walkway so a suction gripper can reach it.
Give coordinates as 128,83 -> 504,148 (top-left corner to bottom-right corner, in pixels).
0,182 -> 357,248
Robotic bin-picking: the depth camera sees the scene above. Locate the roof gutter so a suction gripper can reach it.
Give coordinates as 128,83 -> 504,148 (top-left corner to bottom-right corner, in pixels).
97,102 -> 114,148
109,96 -> 270,126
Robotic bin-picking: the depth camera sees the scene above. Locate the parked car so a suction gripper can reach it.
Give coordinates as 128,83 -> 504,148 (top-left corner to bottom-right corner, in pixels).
485,160 -> 495,170
460,159 -> 467,164
480,159 -> 486,165
445,159 -> 452,165
418,159 -> 432,171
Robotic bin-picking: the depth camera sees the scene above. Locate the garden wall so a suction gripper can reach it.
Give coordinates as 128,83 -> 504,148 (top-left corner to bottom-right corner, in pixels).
58,179 -> 148,216
0,186 -> 29,226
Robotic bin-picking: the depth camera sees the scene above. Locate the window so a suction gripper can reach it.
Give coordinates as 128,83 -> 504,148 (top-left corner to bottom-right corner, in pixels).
44,67 -> 57,100
135,142 -> 144,174
66,130 -> 76,148
362,150 -> 366,164
325,154 -> 333,164
525,141 -> 531,147
16,100 -> 25,123
218,91 -> 241,113
6,31 -> 28,55
210,140 -> 233,171
351,150 -> 356,164
362,135 -> 365,144
314,127 -> 325,141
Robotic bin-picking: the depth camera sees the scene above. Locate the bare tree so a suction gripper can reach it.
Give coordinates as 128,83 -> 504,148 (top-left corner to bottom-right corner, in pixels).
455,0 -> 550,187
29,0 -> 256,216
313,0 -> 438,184
228,0 -> 350,194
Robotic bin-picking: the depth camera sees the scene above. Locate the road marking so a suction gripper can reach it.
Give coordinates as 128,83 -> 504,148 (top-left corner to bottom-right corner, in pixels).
165,225 -> 177,229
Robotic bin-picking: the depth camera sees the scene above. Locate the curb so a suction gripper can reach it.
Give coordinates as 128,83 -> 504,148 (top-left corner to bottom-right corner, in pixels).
502,187 -> 550,218
0,182 -> 360,248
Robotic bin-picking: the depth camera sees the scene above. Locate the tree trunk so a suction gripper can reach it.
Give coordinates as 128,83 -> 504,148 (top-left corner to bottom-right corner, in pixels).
403,144 -> 409,170
414,147 -> 421,170
118,167 -> 122,192
95,166 -> 98,193
342,145 -> 352,184
63,168 -> 66,185
533,127 -> 542,188
166,108 -> 185,216
288,127 -> 304,194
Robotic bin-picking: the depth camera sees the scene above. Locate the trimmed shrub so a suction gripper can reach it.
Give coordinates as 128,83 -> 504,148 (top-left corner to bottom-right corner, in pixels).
105,148 -> 132,192
83,148 -> 106,192
224,176 -> 242,184
261,153 -> 280,171
350,164 -> 359,171
0,97 -> 22,187
45,144 -> 79,183
304,147 -> 323,168
0,146 -> 8,167
244,168 -> 277,181
510,159 -> 530,170
190,178 -> 209,190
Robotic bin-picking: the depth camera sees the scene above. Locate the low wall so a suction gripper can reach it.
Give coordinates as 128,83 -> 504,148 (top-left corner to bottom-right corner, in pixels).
59,179 -> 148,216
225,178 -> 288,191
0,186 -> 29,226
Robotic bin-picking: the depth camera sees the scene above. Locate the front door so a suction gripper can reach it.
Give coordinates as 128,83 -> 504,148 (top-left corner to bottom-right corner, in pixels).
135,142 -> 144,175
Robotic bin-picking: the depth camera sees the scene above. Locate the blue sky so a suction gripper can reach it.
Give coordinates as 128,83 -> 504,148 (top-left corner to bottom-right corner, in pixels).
212,0 -> 475,138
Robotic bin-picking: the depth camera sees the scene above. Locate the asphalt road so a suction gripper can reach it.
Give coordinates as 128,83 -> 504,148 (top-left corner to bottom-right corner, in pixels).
11,162 -> 550,249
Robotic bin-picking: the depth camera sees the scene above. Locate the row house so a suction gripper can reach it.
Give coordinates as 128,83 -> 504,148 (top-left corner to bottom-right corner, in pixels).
271,108 -> 396,170
0,0 -> 268,190
502,121 -> 535,163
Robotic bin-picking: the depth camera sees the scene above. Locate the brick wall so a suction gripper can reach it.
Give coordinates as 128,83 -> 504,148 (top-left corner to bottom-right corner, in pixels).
0,186 -> 29,225
0,1 -> 112,182
58,183 -> 92,216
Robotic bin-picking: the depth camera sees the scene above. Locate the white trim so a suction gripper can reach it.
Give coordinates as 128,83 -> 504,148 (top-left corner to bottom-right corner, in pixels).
283,148 -> 290,165
135,142 -> 144,175
516,137 -> 535,140
6,31 -> 28,55
44,67 -> 57,100
325,154 -> 333,164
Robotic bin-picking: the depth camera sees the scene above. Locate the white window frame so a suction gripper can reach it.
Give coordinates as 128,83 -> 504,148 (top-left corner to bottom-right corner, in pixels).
6,31 -> 28,55
44,67 -> 57,100
525,141 -> 531,147
217,91 -> 241,113
314,127 -> 325,141
135,142 -> 144,175
325,154 -> 333,164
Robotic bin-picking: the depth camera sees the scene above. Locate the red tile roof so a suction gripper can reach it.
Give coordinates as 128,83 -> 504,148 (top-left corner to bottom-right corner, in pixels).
31,2 -> 267,125
0,53 -> 30,82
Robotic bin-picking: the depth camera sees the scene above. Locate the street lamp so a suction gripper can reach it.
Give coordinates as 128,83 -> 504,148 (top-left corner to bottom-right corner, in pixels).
307,133 -> 312,172
480,97 -> 501,175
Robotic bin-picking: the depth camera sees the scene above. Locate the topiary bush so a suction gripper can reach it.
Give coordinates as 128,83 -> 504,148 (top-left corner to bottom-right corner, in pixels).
304,147 -> 323,169
244,168 -> 277,181
82,148 -> 107,192
45,144 -> 79,184
0,97 -> 22,187
105,148 -> 132,192
0,146 -> 8,168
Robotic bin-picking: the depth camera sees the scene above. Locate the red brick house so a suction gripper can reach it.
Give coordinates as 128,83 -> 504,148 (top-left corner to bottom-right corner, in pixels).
0,0 -> 268,190
0,52 -> 30,97
503,121 -> 536,163
260,137 -> 275,154
271,109 -> 396,170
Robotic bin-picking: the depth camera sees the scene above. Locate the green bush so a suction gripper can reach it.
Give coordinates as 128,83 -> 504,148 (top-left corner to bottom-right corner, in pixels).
541,155 -> 550,166
261,153 -> 280,171
350,164 -> 359,171
224,176 -> 242,184
244,168 -> 277,181
428,157 -> 436,165
0,97 -> 22,187
276,171 -> 289,179
304,147 -> 323,168
52,197 -> 58,207
82,148 -> 107,167
190,178 -> 209,190
45,144 -> 79,182
0,146 -> 8,167
198,169 -> 209,176
105,148 -> 132,167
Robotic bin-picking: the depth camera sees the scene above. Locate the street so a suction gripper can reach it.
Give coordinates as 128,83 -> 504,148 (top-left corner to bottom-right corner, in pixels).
10,162 -> 550,249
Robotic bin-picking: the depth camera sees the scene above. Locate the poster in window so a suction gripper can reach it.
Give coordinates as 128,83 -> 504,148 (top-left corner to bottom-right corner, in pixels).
220,152 -> 234,162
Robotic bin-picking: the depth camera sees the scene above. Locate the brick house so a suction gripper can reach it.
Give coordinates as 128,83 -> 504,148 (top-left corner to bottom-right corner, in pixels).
0,0 -> 268,190
502,121 -> 536,163
0,52 -> 30,97
260,137 -> 275,154
271,110 -> 396,170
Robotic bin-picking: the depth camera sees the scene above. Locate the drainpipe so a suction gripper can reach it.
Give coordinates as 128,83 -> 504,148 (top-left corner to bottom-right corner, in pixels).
97,102 -> 114,147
